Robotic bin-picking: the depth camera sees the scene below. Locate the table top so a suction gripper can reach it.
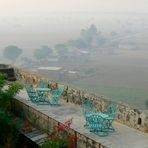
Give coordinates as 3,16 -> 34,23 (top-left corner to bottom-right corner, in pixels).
98,113 -> 109,118
36,88 -> 51,92
87,113 -> 109,119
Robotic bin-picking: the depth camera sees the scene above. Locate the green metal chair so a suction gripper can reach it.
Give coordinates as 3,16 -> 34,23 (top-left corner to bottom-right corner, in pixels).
38,81 -> 48,88
101,103 -> 117,132
81,98 -> 96,127
25,84 -> 39,103
25,84 -> 49,105
86,114 -> 109,136
50,85 -> 64,106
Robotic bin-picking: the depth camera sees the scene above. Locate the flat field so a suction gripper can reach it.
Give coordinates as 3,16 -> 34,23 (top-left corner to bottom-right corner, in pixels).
69,54 -> 148,110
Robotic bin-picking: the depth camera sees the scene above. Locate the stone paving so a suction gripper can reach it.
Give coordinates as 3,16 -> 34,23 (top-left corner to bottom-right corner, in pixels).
16,89 -> 148,148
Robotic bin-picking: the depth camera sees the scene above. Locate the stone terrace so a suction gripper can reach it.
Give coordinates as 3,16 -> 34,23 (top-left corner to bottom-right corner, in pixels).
13,89 -> 148,148
13,66 -> 148,134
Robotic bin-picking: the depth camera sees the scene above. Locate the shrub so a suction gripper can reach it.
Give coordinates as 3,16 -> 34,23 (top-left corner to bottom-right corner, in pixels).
41,118 -> 76,148
0,73 -> 23,111
0,73 -> 23,147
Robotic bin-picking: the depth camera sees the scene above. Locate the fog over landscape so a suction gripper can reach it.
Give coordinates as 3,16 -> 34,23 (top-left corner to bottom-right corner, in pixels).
1,0 -> 148,109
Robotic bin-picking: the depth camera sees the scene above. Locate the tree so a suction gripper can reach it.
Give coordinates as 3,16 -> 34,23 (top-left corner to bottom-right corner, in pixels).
0,73 -> 23,146
79,24 -> 105,48
54,44 -> 68,56
68,38 -> 88,49
33,46 -> 53,61
3,46 -> 23,63
21,57 -> 34,67
80,24 -> 98,43
34,48 -> 45,61
0,73 -> 23,111
42,45 -> 52,55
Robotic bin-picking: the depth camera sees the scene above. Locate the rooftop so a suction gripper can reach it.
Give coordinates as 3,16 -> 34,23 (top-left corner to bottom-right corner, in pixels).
38,66 -> 62,71
16,89 -> 148,148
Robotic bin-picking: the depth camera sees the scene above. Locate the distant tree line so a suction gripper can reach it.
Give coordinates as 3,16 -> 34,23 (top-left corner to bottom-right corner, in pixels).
67,24 -> 106,49
3,45 -> 23,64
3,24 -> 108,63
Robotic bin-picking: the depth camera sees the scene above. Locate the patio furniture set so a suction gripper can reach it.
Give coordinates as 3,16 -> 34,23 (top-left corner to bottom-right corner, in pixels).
82,98 -> 117,136
25,81 -> 64,106
25,81 -> 117,137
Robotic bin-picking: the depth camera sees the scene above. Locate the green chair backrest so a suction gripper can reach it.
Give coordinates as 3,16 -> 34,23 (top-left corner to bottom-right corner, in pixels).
105,103 -> 117,119
81,98 -> 96,117
38,81 -> 48,88
51,85 -> 64,105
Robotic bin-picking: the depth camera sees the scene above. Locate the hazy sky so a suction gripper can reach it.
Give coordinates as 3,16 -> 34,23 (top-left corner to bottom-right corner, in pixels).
0,0 -> 148,54
0,0 -> 148,18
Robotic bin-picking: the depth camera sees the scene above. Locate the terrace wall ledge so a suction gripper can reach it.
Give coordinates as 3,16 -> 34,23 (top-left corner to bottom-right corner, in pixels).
11,65 -> 148,133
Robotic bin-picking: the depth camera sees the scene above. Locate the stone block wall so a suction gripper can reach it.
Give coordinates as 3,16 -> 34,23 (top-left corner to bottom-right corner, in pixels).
11,99 -> 107,148
13,66 -> 148,133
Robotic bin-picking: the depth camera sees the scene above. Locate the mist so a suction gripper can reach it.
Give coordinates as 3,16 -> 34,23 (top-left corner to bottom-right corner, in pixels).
0,0 -> 148,109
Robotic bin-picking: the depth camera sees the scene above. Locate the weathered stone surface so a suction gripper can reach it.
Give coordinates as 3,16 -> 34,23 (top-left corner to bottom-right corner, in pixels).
13,66 -> 148,133
12,95 -> 148,148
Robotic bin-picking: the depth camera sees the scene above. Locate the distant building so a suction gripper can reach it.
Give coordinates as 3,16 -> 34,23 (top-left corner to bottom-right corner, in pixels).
79,50 -> 89,55
37,66 -> 62,81
68,71 -> 79,80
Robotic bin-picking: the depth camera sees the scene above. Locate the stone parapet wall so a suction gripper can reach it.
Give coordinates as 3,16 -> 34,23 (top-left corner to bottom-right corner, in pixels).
11,99 -> 107,148
13,66 -> 148,133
